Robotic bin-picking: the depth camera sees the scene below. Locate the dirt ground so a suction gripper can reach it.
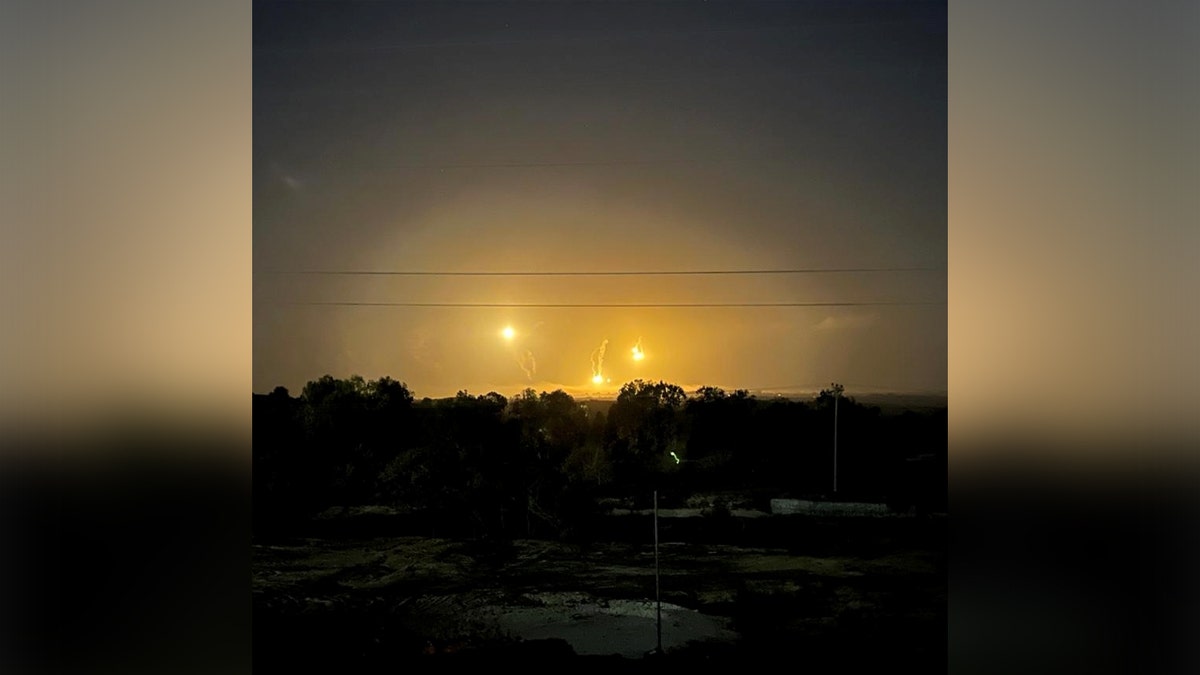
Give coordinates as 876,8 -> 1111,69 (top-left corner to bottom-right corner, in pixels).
253,514 -> 945,669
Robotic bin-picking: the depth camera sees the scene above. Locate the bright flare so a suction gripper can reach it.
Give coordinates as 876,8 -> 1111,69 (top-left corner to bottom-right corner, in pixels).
501,325 -> 515,341
590,338 -> 609,385
631,337 -> 645,361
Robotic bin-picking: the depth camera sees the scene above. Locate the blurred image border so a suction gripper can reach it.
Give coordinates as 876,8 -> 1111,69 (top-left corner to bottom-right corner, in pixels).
0,1 -> 1196,674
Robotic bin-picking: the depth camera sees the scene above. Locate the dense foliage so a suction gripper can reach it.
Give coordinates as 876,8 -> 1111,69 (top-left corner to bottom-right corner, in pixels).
253,377 -> 945,536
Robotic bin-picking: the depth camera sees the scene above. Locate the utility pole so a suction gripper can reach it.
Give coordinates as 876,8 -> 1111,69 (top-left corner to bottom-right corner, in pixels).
654,489 -> 662,653
831,383 -> 844,494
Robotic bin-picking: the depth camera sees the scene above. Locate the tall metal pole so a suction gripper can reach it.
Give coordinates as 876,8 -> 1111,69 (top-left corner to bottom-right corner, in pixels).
833,393 -> 839,494
831,383 -> 843,495
654,489 -> 662,653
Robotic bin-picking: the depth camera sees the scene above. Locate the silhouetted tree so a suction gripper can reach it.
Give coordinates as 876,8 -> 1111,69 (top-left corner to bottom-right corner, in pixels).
506,389 -> 591,536
685,387 -> 755,470
606,380 -> 688,491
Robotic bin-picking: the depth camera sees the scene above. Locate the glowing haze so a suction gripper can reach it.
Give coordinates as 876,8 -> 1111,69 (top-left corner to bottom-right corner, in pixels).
253,2 -> 947,399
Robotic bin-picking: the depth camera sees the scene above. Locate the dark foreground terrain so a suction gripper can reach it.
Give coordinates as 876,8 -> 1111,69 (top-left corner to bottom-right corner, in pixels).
253,509 -> 945,671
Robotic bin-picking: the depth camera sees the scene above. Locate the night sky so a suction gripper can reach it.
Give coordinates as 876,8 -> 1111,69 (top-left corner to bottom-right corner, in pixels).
253,1 -> 947,398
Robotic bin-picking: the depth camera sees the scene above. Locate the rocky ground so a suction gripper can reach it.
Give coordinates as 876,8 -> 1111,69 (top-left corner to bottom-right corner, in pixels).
253,514 -> 946,670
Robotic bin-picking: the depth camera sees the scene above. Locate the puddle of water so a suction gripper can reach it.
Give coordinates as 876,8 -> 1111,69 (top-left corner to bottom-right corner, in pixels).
494,601 -> 736,658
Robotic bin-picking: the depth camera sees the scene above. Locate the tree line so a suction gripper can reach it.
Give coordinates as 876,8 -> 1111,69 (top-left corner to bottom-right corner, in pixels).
253,376 -> 945,537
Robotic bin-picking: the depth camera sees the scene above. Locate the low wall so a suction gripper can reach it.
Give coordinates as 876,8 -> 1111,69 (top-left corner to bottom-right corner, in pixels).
769,499 -> 895,517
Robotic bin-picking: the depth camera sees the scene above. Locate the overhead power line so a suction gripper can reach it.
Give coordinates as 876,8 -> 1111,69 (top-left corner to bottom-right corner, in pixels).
257,267 -> 944,277
366,157 -> 792,169
269,301 -> 944,308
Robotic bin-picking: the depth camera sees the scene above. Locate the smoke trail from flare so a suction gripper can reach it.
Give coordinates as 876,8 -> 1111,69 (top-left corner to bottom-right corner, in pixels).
590,339 -> 609,384
517,350 -> 536,380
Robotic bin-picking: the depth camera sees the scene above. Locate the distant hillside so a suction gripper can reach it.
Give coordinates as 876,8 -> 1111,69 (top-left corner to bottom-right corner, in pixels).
260,388 -> 944,418
849,392 -> 948,414
576,391 -> 946,417
578,398 -> 614,418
